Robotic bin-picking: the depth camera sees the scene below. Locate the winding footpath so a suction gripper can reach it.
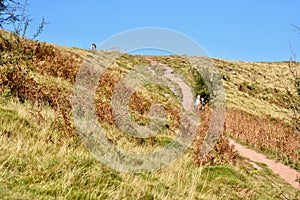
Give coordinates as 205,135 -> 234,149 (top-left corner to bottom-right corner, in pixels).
229,139 -> 300,189
157,60 -> 300,190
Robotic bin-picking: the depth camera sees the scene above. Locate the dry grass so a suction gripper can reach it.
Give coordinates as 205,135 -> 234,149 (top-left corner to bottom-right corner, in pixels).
211,58 -> 300,169
192,107 -> 238,166
214,58 -> 299,121
225,109 -> 300,169
1,30 -> 300,198
0,97 -> 299,199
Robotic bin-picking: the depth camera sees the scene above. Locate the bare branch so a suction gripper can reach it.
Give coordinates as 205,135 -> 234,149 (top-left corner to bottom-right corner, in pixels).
289,42 -> 297,61
291,24 -> 300,32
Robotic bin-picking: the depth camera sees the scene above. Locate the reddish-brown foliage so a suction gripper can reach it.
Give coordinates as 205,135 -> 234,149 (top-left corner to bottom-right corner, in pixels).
1,33 -> 83,136
192,108 -> 238,166
2,32 -> 297,168
94,65 -> 181,141
225,109 -> 300,168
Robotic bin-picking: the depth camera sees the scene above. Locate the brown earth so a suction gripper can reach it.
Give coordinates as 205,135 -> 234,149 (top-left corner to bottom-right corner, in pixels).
161,60 -> 300,190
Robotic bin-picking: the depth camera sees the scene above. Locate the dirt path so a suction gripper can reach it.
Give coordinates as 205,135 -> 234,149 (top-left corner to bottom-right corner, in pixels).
229,139 -> 300,189
158,61 -> 300,190
162,65 -> 194,111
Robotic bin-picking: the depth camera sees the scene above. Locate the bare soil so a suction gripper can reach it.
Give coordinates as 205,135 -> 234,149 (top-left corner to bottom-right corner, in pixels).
229,139 -> 300,189
160,60 -> 300,190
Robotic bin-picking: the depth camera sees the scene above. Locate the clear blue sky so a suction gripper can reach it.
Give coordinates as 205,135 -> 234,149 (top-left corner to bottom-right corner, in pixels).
23,0 -> 300,62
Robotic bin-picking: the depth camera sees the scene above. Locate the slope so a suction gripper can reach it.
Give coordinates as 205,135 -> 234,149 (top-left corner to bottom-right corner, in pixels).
0,30 -> 299,198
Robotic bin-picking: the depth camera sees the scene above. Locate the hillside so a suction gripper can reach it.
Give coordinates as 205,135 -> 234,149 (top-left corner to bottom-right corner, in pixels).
214,58 -> 300,168
215,58 -> 296,120
0,30 -> 299,199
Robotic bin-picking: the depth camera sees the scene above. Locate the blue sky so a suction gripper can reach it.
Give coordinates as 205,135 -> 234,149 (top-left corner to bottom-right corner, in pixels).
22,0 -> 300,61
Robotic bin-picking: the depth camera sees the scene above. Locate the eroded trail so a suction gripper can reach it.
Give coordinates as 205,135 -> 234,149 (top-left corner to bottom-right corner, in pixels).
159,61 -> 300,190
229,139 -> 300,189
162,65 -> 194,111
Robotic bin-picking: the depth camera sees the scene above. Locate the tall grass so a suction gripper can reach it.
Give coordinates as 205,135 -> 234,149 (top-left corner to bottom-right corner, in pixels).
0,31 -> 299,199
0,96 -> 298,199
225,109 -> 300,170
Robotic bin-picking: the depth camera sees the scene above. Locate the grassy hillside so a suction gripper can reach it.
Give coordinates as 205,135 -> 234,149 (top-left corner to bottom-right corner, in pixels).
136,56 -> 300,169
214,58 -> 297,120
0,96 -> 298,199
0,30 -> 299,199
213,59 -> 300,168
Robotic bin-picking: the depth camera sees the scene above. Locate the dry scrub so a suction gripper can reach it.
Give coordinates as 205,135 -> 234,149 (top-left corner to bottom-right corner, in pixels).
225,109 -> 300,169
